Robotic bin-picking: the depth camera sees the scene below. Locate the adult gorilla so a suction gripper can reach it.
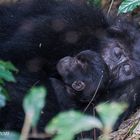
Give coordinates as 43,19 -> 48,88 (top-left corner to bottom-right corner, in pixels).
0,0 -> 109,136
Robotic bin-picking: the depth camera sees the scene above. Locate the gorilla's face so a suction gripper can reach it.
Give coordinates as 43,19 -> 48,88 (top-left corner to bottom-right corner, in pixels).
57,50 -> 109,102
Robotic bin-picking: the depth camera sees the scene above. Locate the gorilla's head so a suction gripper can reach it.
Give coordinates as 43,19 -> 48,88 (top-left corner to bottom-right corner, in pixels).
56,50 -> 109,102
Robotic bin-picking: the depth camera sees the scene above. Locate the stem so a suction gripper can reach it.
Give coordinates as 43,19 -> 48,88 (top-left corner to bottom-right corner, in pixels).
107,0 -> 114,16
20,114 -> 32,140
101,128 -> 111,140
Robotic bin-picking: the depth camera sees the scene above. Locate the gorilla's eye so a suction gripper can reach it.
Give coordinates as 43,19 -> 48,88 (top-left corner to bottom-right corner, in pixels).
114,47 -> 122,59
72,80 -> 85,91
76,55 -> 87,63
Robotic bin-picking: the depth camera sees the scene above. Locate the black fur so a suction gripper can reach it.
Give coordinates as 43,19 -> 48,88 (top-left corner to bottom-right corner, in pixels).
56,19 -> 140,131
0,1 -> 108,139
0,0 -> 108,75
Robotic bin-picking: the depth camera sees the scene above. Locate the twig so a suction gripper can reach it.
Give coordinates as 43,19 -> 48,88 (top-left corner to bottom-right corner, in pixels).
20,114 -> 32,140
107,0 -> 114,16
92,103 -> 97,140
84,75 -> 103,112
28,133 -> 52,139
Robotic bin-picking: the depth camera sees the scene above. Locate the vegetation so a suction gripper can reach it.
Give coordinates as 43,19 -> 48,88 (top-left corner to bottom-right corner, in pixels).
118,0 -> 140,13
0,61 -> 127,140
0,84 -> 127,140
0,61 -> 17,108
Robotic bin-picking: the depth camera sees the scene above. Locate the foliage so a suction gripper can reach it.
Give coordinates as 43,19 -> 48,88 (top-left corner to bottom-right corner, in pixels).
0,93 -> 6,107
46,111 -> 102,140
96,102 -> 127,132
119,0 -> 140,13
0,60 -> 17,108
0,82 -> 126,140
20,87 -> 47,140
23,87 -> 46,127
45,103 -> 126,140
87,0 -> 101,6
0,65 -> 126,140
0,60 -> 17,82
0,132 -> 20,140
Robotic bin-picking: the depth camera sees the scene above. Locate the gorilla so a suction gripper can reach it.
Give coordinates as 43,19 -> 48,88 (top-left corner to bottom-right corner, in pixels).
0,0 -> 109,138
54,19 -> 140,130
0,0 -> 108,76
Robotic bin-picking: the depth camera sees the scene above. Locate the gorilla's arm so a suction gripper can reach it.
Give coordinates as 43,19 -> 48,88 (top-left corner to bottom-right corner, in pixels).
50,78 -> 78,111
108,78 -> 140,130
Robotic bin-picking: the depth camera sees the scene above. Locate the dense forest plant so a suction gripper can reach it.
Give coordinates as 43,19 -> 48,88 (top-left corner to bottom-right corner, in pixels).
0,61 -> 17,108
119,0 -> 140,13
0,82 -> 127,140
88,0 -> 140,13
0,60 -> 127,140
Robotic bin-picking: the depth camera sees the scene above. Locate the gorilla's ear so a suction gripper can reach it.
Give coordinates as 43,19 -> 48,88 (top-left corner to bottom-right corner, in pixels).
50,78 -> 77,110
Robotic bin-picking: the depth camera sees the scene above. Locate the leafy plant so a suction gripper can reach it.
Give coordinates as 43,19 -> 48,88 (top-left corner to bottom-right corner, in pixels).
45,102 -> 127,140
119,0 -> 140,13
23,87 -> 46,127
0,60 -> 17,108
87,0 -> 101,6
97,102 -> 127,132
0,132 -> 20,140
46,111 -> 102,140
0,67 -> 127,140
0,93 -> 6,107
20,87 -> 47,140
0,60 -> 17,82
97,102 -> 127,140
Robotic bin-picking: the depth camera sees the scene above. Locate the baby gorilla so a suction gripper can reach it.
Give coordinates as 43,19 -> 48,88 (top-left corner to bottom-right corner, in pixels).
51,50 -> 109,119
53,48 -> 140,130
55,50 -> 109,104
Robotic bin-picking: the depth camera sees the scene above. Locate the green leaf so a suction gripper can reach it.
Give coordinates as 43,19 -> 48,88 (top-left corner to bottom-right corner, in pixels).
0,84 -> 11,108
0,94 -> 6,108
87,0 -> 101,6
93,0 -> 101,6
118,0 -> 140,13
0,132 -> 20,140
0,68 -> 16,82
0,86 -> 10,100
23,87 -> 46,127
46,110 -> 102,140
0,79 -> 4,85
0,60 -> 17,82
96,102 -> 127,131
0,60 -> 18,72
